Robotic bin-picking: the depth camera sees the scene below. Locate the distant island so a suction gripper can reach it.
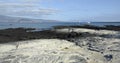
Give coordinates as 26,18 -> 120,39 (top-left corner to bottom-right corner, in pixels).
0,15 -> 60,23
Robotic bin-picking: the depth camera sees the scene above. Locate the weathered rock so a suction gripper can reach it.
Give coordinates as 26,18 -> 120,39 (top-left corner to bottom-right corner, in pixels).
69,55 -> 87,63
104,54 -> 113,61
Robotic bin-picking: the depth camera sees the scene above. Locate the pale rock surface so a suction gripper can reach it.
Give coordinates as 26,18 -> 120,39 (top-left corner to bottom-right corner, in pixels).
55,28 -> 119,35
0,28 -> 120,63
0,39 -> 105,63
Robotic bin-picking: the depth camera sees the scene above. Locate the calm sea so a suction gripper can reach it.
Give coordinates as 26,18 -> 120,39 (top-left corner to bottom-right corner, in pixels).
0,22 -> 120,30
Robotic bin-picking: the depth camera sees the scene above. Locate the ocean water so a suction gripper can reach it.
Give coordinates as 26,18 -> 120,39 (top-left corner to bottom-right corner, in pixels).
0,22 -> 78,29
0,22 -> 120,30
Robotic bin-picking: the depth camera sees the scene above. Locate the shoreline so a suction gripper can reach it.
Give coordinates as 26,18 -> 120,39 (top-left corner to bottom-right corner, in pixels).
0,25 -> 120,63
0,25 -> 120,43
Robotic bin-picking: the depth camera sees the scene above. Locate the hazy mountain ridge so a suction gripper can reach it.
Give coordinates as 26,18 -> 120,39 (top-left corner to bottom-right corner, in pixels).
0,15 -> 59,23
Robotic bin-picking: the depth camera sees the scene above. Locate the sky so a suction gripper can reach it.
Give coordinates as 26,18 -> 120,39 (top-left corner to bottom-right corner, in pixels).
0,0 -> 120,22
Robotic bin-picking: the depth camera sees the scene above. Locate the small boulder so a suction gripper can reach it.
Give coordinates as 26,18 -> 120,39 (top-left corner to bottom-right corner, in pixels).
104,54 -> 113,61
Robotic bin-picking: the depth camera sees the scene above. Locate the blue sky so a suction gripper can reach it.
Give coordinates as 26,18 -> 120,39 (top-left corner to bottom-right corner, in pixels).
0,0 -> 120,22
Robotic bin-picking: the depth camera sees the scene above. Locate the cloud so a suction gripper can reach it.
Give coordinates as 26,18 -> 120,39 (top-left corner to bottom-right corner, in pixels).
0,3 -> 34,8
10,8 -> 58,17
0,0 -> 40,3
0,0 -> 58,18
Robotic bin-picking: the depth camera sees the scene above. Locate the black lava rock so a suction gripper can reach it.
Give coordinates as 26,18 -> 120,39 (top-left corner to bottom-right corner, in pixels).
104,54 -> 113,61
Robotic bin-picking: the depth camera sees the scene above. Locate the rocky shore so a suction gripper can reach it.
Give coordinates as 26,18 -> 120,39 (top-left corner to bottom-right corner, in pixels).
0,25 -> 120,43
0,25 -> 120,63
